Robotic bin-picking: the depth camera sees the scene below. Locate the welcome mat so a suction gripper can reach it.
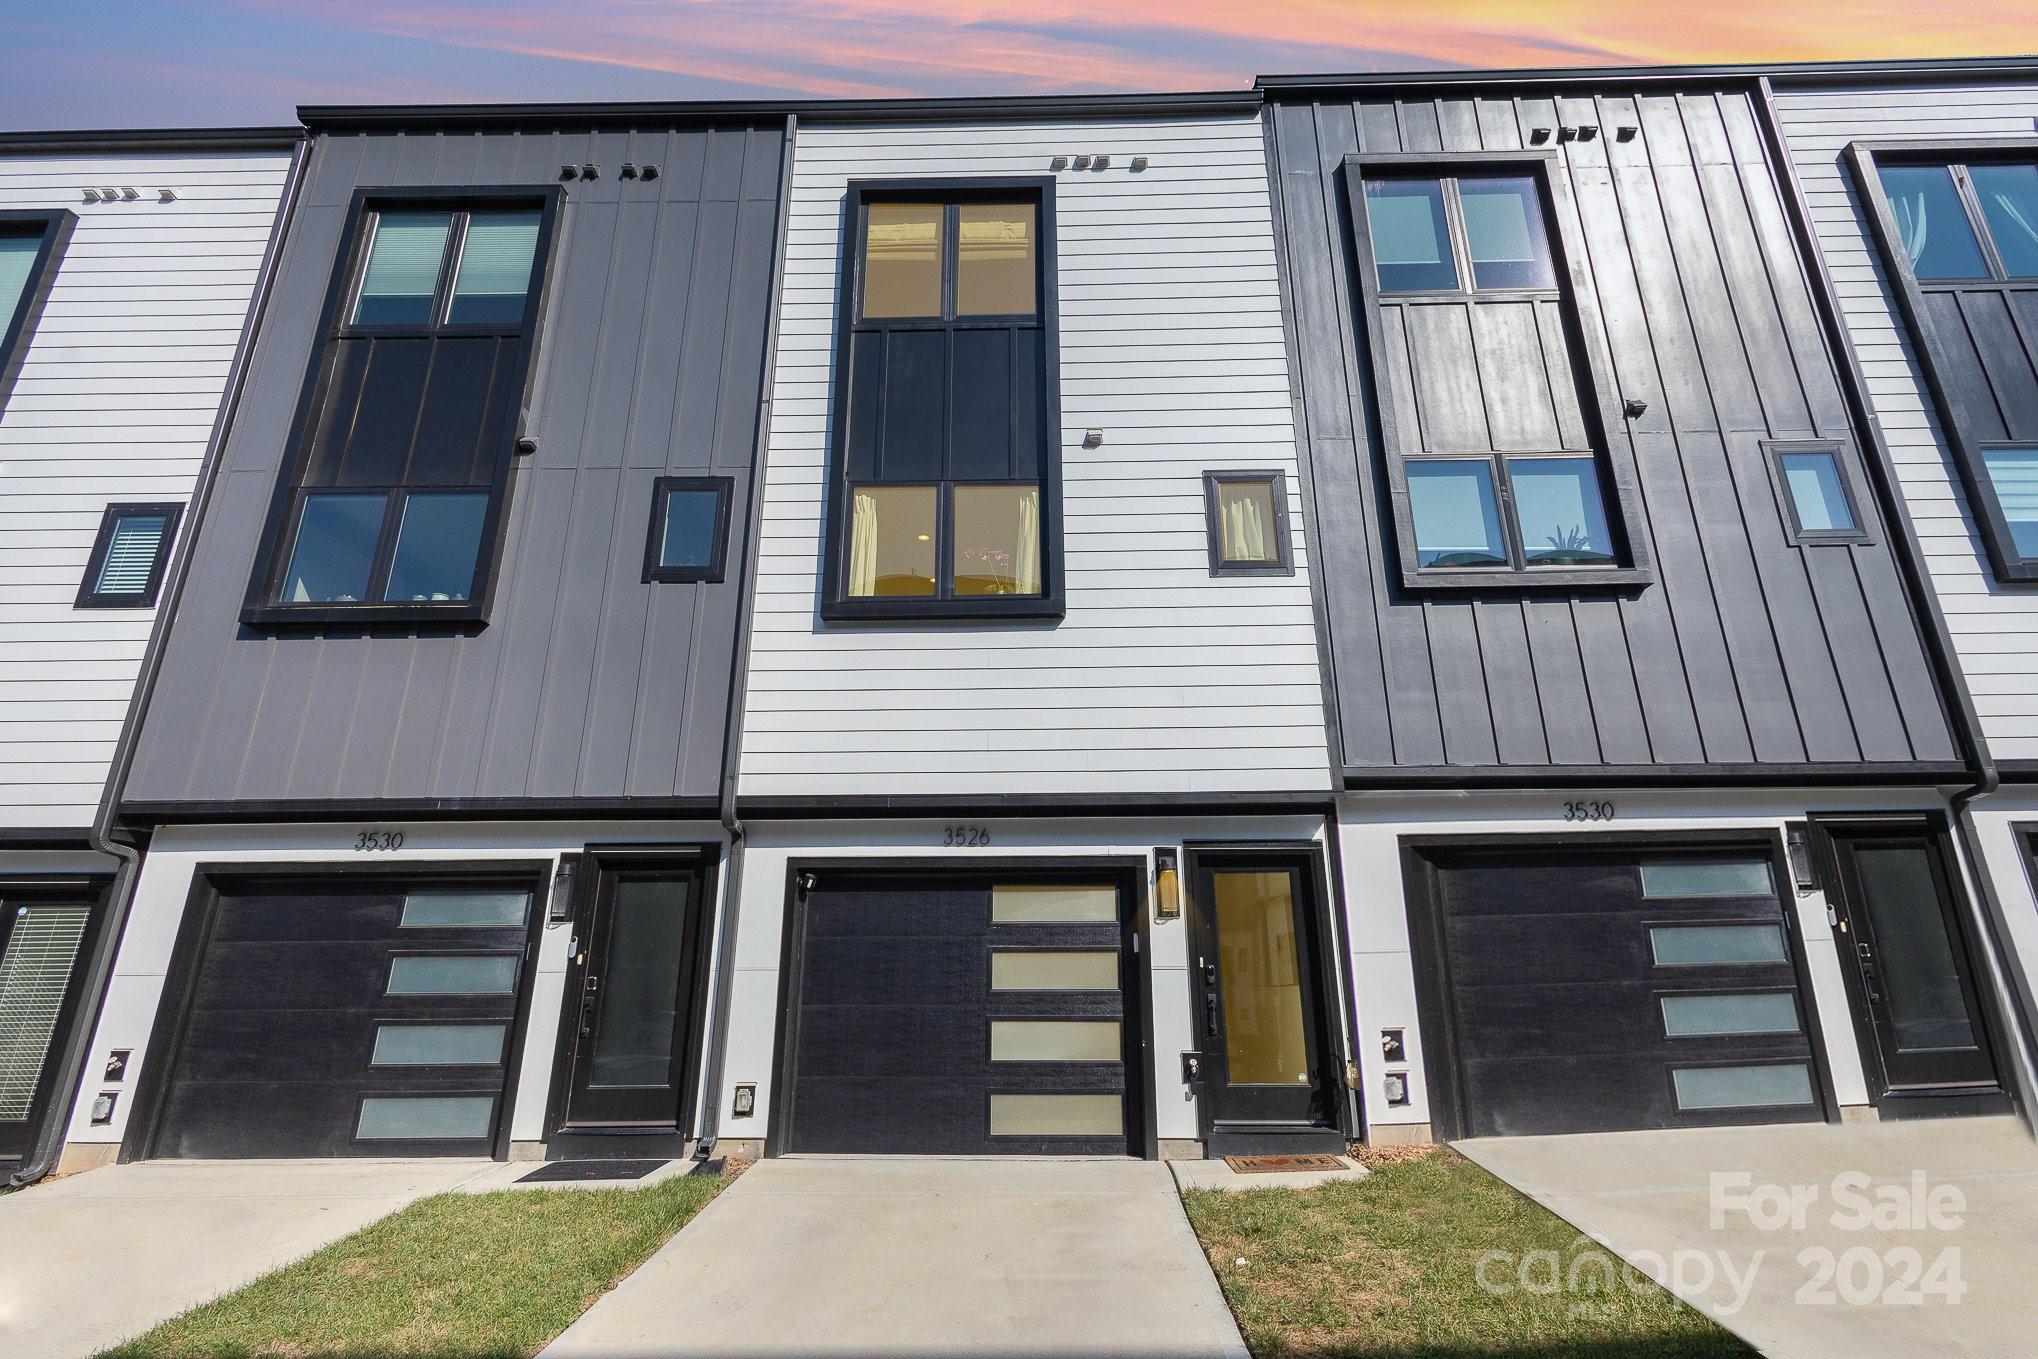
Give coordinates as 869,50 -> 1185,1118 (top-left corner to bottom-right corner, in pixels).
1223,1153 -> 1349,1174
515,1159 -> 669,1183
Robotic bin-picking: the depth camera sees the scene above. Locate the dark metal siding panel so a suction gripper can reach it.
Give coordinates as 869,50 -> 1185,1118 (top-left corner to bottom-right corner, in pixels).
1271,83 -> 1962,775
123,123 -> 787,807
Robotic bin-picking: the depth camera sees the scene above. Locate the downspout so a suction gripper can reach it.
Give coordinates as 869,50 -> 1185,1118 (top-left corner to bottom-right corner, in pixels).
693,113 -> 796,1161
11,134 -> 309,1186
1753,78 -> 2038,1117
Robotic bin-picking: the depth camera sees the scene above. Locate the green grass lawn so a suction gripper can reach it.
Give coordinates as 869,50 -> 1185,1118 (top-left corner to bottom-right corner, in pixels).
98,1169 -> 725,1359
1181,1149 -> 1752,1359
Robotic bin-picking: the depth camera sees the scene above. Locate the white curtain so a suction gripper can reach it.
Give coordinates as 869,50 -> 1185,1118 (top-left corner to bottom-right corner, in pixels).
1985,187 -> 2038,255
1222,489 -> 1270,562
1890,190 -> 1931,268
1014,488 -> 1041,594
849,490 -> 879,597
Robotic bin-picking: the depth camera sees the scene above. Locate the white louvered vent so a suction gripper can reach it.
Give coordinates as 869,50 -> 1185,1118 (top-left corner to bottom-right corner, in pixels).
93,511 -> 171,597
0,904 -> 90,1121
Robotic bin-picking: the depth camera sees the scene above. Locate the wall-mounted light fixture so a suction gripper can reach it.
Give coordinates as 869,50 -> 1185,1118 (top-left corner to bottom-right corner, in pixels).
1082,429 -> 1104,448
1623,398 -> 1649,420
1154,848 -> 1180,919
732,1083 -> 756,1118
549,858 -> 577,923
1785,824 -> 1820,894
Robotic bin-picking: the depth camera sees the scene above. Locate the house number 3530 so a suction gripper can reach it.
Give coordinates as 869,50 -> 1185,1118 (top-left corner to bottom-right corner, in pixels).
1562,801 -> 1615,822
943,825 -> 992,847
354,830 -> 405,851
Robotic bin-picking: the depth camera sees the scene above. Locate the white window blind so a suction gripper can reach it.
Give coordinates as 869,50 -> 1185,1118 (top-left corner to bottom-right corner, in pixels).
94,511 -> 170,597
451,212 -> 539,304
0,904 -> 90,1121
356,212 -> 452,310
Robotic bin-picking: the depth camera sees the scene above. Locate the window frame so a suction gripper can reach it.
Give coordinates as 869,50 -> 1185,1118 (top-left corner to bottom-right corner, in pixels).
1850,137 -> 2038,583
1202,470 -> 1294,577
819,177 -> 1064,623
241,185 -> 565,628
1342,151 -> 1652,593
642,475 -> 734,584
75,501 -> 184,609
1760,439 -> 1872,547
0,209 -> 76,419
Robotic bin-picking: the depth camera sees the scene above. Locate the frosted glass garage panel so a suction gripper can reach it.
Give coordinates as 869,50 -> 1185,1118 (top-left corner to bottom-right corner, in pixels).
355,1095 -> 494,1140
385,954 -> 517,996
987,1094 -> 1123,1137
990,1021 -> 1121,1062
1660,993 -> 1800,1038
990,951 -> 1119,991
399,890 -> 531,928
1639,860 -> 1774,898
370,1023 -> 507,1067
990,885 -> 1117,923
1672,1064 -> 1815,1111
1650,924 -> 1789,967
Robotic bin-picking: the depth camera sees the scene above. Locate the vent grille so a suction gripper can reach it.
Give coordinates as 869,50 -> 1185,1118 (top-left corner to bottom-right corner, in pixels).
0,904 -> 90,1121
94,512 -> 170,597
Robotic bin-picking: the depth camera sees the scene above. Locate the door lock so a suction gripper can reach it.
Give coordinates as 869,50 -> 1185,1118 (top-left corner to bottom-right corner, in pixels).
1181,1052 -> 1202,1083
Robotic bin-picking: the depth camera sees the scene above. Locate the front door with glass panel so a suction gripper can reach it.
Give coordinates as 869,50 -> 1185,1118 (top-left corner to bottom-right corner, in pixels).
558,858 -> 710,1130
1821,825 -> 2001,1104
1187,852 -> 1337,1147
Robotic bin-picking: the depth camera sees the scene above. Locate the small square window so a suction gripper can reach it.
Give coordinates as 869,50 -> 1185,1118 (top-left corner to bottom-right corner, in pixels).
1203,472 -> 1293,575
1458,175 -> 1556,290
1765,441 -> 1868,545
1981,447 -> 2038,559
1407,460 -> 1507,569
1362,179 -> 1458,293
643,476 -> 733,584
76,502 -> 182,608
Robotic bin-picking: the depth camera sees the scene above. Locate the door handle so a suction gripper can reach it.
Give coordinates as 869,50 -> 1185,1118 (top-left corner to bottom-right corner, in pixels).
1203,993 -> 1219,1039
578,976 -> 600,1037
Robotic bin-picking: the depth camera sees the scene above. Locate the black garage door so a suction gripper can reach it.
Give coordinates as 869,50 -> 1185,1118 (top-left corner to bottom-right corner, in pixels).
777,869 -> 1139,1156
148,877 -> 538,1158
1418,846 -> 1826,1138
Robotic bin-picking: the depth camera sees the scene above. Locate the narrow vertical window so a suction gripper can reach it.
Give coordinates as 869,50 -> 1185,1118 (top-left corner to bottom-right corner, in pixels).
1204,472 -> 1293,575
1766,441 -> 1867,544
643,476 -> 734,583
0,212 -> 74,418
76,503 -> 182,608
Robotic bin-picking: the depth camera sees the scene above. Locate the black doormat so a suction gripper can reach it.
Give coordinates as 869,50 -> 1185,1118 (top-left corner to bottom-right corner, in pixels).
515,1159 -> 669,1183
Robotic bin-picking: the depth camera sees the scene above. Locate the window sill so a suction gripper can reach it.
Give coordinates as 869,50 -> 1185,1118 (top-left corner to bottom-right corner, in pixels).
820,595 -> 1065,623
241,602 -> 491,629
1396,565 -> 1653,594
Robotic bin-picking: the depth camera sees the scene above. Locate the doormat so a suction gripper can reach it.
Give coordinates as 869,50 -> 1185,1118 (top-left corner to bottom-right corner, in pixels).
1223,1154 -> 1348,1174
516,1159 -> 668,1183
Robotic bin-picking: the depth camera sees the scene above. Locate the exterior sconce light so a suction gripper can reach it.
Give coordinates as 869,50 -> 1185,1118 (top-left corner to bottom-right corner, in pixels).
1623,398 -> 1649,420
1154,848 -> 1180,919
1083,429 -> 1104,448
732,1083 -> 756,1118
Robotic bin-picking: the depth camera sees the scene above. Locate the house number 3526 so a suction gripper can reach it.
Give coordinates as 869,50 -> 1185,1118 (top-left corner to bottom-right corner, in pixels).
1562,801 -> 1615,822
943,825 -> 992,847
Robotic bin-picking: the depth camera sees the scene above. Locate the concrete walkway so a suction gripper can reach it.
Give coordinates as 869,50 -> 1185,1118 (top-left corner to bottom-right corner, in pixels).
0,1158 -> 498,1359
1459,1116 -> 2038,1358
542,1157 -> 1249,1359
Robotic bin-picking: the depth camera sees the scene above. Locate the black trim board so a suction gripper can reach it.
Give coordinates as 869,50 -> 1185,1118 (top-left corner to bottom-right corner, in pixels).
120,797 -> 723,826
0,128 -> 302,154
1346,762 -> 1973,790
1258,56 -> 2038,95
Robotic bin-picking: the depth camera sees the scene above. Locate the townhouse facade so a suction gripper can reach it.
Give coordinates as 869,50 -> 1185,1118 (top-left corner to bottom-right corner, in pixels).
10,56 -> 2038,1178
0,129 -> 297,1177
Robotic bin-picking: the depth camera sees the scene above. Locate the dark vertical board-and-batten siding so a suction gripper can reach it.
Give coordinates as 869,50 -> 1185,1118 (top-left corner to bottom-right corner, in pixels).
124,124 -> 786,805
1269,87 -> 1959,774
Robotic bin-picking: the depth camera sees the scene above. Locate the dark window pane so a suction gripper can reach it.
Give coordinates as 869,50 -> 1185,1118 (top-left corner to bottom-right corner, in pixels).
281,493 -> 385,603
93,511 -> 172,597
659,487 -> 724,570
847,484 -> 936,597
407,337 -> 503,486
1509,456 -> 1617,565
879,329 -> 945,480
1407,460 -> 1505,568
949,328 -> 1014,480
957,203 -> 1036,316
1982,446 -> 2038,558
0,232 -> 38,331
1779,449 -> 1858,533
953,484 -> 1042,596
300,337 -> 373,485
863,203 -> 942,318
1459,176 -> 1556,290
1850,843 -> 1977,1051
590,876 -> 693,1086
1364,179 -> 1458,292
352,211 -> 451,326
448,211 -> 540,325
336,338 -> 432,487
1215,479 -> 1280,564
1877,166 -> 1989,280
1969,163 -> 2038,277
384,491 -> 488,602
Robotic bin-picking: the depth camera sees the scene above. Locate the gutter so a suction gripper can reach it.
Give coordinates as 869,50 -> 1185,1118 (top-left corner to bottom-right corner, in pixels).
1752,76 -> 2038,1122
692,113 -> 797,1162
9,134 -> 310,1187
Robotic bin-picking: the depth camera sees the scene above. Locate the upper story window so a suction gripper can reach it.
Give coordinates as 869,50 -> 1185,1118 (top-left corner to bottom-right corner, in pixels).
821,180 -> 1062,621
1855,143 -> 2038,583
75,502 -> 182,608
0,211 -> 74,415
1204,472 -> 1294,576
243,190 -> 561,625
1345,156 -> 1647,591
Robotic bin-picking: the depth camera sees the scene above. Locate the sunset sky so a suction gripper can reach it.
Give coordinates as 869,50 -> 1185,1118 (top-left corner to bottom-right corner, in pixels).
4,1 -> 2036,127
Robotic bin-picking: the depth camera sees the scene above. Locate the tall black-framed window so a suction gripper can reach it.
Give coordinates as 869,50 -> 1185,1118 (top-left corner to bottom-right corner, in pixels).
243,187 -> 563,626
0,210 -> 75,416
1851,140 -> 2038,583
819,178 -> 1062,621
1343,153 -> 1650,591
643,476 -> 733,584
76,502 -> 183,608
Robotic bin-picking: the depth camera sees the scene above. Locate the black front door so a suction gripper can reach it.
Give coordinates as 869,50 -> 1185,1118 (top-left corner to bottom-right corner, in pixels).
557,857 -> 711,1130
0,890 -> 104,1161
1187,850 -> 1340,1152
1821,824 -> 2001,1105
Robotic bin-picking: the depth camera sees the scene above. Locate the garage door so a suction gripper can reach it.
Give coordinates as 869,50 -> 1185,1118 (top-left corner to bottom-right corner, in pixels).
149,878 -> 537,1158
1422,847 -> 1825,1137
778,870 -> 1138,1156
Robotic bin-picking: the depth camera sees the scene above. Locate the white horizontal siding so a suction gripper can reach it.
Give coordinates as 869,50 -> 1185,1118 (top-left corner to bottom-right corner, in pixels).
1773,83 -> 2038,760
740,114 -> 1329,797
0,148 -> 289,826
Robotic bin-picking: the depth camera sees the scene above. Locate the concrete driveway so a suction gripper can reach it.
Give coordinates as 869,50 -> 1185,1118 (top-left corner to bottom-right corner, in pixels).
542,1157 -> 1248,1359
1459,1116 -> 2038,1359
0,1158 -> 498,1359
